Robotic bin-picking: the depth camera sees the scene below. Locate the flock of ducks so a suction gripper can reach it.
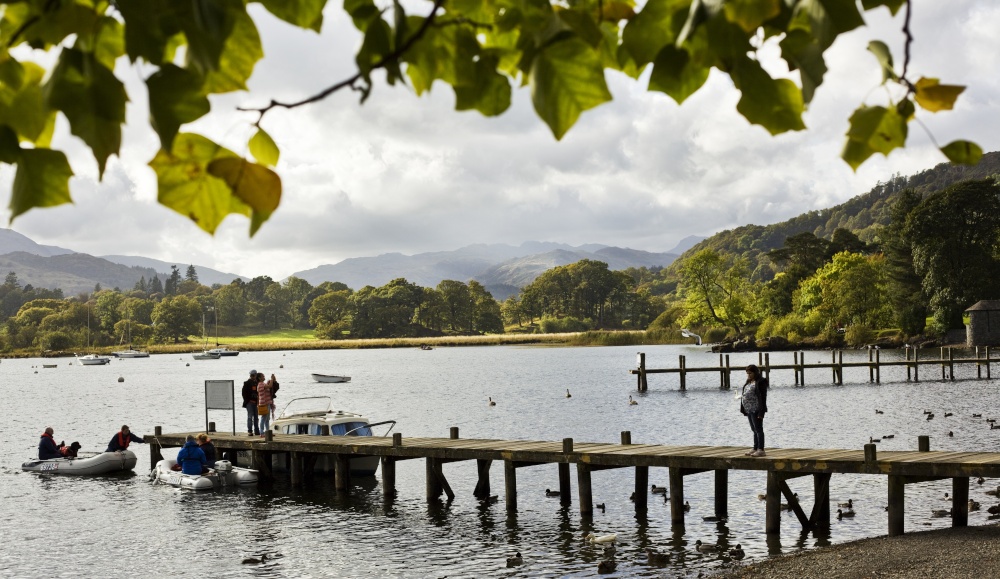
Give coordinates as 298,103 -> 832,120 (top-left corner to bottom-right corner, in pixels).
869,408 -> 1000,443
489,392 -> 641,406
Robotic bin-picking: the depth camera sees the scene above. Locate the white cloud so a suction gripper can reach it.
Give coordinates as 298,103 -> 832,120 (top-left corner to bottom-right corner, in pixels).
3,1 -> 999,280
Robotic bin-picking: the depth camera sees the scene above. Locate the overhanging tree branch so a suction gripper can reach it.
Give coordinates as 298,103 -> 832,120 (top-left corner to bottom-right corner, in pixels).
238,0 -> 447,125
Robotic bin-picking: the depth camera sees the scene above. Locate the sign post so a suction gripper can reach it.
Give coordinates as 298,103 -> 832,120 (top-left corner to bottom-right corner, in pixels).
205,380 -> 236,434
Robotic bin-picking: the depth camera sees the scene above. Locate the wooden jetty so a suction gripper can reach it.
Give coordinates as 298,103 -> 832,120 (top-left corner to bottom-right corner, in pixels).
147,426 -> 1000,537
631,347 -> 994,391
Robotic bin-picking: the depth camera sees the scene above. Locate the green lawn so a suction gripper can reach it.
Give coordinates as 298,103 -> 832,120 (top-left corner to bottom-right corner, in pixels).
206,329 -> 317,343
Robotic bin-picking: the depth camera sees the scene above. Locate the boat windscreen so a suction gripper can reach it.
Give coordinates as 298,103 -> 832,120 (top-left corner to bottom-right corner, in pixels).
326,422 -> 372,436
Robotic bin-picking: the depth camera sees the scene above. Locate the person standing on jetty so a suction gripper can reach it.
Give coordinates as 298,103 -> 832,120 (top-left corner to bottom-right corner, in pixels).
740,364 -> 769,457
257,371 -> 275,435
242,370 -> 260,436
106,425 -> 145,452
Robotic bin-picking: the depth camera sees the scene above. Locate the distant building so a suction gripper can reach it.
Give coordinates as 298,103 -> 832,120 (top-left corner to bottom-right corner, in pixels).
965,301 -> 1000,346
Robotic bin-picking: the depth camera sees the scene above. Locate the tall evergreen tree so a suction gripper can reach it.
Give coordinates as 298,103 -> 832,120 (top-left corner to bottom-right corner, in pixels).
149,275 -> 164,295
881,189 -> 927,335
185,265 -> 198,282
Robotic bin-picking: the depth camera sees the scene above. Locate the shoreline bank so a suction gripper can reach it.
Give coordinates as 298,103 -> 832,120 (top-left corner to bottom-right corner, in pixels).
711,523 -> 1000,578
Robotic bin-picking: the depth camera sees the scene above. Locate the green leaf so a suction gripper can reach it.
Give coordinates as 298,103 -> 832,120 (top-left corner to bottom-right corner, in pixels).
731,58 -> 806,135
621,0 -> 689,68
866,40 -> 896,83
203,8 -> 263,93
116,0 -> 183,65
557,9 -> 605,48
913,77 -> 965,113
249,128 -> 280,167
723,0 -> 781,33
259,0 -> 328,32
43,48 -> 127,177
150,133 -> 251,234
530,37 -> 612,140
0,125 -> 20,164
940,141 -> 983,166
91,17 -> 126,70
860,0 -> 906,16
147,64 -> 211,152
648,44 -> 709,104
0,61 -> 54,144
841,105 -> 907,170
814,0 -> 864,35
779,29 -> 827,103
356,18 -> 393,78
344,0 -> 381,32
183,0 -> 239,76
9,148 -> 74,221
207,158 -> 282,222
404,18 -> 459,95
454,57 -> 512,117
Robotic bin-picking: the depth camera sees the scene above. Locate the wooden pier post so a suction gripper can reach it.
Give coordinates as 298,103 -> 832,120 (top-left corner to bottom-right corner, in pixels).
876,348 -> 881,383
949,348 -> 955,381
620,431 -> 647,513
637,352 -> 647,392
576,462 -> 593,516
764,353 -> 770,381
450,427 -> 459,439
719,354 -> 725,388
669,467 -> 685,526
559,438 -> 572,506
426,458 -> 443,500
888,475 -> 905,536
941,347 -> 946,381
504,460 -> 518,512
988,347 -> 992,379
290,451 -> 303,487
765,470 -> 781,534
812,473 -> 831,530
906,347 -> 912,381
714,469 -> 728,519
919,435 -> 930,452
334,455 -> 350,491
794,352 -> 800,385
724,355 -> 731,389
831,351 -> 837,384
800,351 -> 806,385
838,350 -> 844,385
679,355 -> 687,391
977,347 -> 982,379
382,456 -> 396,498
869,348 -> 874,382
953,477 -> 969,527
914,348 -> 920,382
150,426 -> 163,469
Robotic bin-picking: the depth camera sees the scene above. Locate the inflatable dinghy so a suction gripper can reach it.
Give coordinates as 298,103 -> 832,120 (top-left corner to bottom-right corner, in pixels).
150,459 -> 258,490
21,451 -> 137,475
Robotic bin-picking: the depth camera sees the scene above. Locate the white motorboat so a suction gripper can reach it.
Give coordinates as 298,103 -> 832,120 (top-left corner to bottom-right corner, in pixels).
311,373 -> 351,383
256,396 -> 395,476
207,347 -> 240,357
149,459 -> 258,490
192,351 -> 221,360
114,348 -> 149,358
21,450 -> 137,475
77,354 -> 111,365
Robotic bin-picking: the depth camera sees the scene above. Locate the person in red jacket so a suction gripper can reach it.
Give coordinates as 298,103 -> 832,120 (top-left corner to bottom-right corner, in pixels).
106,425 -> 145,452
38,427 -> 61,460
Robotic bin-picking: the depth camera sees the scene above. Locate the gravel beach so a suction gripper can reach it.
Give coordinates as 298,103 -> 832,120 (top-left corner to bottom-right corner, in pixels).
711,523 -> 1000,578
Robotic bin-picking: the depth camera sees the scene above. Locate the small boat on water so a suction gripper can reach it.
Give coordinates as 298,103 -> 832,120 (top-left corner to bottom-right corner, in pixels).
207,347 -> 240,357
192,351 -> 221,360
312,373 -> 351,383
76,354 -> 111,366
248,396 -> 394,476
149,459 -> 258,490
114,348 -> 149,358
42,364 -> 57,368
21,450 -> 137,475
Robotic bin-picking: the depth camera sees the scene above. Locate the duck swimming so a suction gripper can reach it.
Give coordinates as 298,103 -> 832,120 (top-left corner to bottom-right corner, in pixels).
506,552 -> 524,567
646,548 -> 670,565
838,499 -> 853,508
694,540 -> 718,553
566,389 -> 571,398
545,488 -> 560,497
628,395 -> 638,406
241,554 -> 268,565
837,508 -> 855,519
651,484 -> 667,494
488,397 -> 496,406
729,544 -> 745,560
597,560 -> 617,574
585,533 -> 618,544
931,509 -> 951,518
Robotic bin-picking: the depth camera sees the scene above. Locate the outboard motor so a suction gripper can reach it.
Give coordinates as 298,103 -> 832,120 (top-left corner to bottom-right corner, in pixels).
215,460 -> 233,486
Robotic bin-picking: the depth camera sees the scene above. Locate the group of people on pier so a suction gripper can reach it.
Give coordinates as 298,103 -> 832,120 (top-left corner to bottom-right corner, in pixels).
241,369 -> 280,436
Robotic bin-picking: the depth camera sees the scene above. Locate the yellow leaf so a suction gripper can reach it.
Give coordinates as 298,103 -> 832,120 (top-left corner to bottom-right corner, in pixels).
913,77 -> 965,112
207,158 -> 282,215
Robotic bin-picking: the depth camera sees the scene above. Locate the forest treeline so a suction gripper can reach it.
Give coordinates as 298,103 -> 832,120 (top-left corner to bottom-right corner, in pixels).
2,154 -> 998,353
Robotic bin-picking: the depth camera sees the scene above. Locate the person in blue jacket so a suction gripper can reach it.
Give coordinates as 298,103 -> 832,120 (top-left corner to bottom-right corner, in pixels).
106,425 -> 145,452
176,435 -> 207,475
38,427 -> 62,460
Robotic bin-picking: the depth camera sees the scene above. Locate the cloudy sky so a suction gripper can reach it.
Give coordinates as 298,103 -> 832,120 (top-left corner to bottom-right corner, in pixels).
2,1 -> 998,280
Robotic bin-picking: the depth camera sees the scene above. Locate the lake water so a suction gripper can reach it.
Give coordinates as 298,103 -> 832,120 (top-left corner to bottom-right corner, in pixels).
3,345 -> 1000,577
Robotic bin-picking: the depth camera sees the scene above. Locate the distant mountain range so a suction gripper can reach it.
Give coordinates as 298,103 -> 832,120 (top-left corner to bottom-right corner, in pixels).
0,228 -> 701,298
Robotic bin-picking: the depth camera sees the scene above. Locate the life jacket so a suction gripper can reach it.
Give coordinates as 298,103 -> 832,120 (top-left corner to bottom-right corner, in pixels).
116,431 -> 131,449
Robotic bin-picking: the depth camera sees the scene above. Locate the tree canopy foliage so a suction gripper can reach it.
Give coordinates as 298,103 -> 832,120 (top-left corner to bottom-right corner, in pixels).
0,0 -> 982,233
